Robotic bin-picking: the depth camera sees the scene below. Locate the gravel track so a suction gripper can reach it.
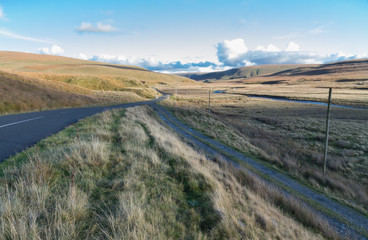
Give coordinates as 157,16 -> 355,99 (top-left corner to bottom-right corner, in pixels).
149,101 -> 368,240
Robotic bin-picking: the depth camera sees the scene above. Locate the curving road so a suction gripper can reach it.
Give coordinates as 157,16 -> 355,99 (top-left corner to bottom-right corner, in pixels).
0,96 -> 167,162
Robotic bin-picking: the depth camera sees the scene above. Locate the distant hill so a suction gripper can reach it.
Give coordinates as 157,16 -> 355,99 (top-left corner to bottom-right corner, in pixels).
267,59 -> 368,77
179,59 -> 368,85
178,65 -> 304,82
0,51 -> 196,114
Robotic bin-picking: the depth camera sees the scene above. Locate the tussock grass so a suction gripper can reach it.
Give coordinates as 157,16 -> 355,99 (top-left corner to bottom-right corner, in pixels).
214,156 -> 339,239
0,106 -> 326,239
161,93 -> 368,216
0,70 -> 104,114
0,70 -> 148,115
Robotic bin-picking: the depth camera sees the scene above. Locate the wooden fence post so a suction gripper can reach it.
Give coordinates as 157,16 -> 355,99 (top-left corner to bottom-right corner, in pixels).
208,90 -> 211,113
323,88 -> 332,174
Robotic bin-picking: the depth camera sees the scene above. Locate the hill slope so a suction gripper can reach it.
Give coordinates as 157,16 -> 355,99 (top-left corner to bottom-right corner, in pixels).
0,70 -> 102,114
0,51 -> 194,87
181,59 -> 368,86
0,51 -> 196,114
268,59 -> 368,77
178,65 -> 304,82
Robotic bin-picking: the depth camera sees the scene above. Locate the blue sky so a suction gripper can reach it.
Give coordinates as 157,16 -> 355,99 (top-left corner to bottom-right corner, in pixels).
1,0 -> 368,72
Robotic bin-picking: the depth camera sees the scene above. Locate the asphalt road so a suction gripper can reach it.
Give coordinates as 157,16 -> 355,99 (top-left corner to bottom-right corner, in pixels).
0,95 -> 167,162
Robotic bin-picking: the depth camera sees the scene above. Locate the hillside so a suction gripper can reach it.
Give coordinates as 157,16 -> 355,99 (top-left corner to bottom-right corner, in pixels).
176,59 -> 368,107
192,59 -> 368,87
268,59 -> 368,78
178,65 -> 304,82
0,51 -> 196,114
0,70 -> 107,114
0,51 -> 194,88
181,59 -> 368,88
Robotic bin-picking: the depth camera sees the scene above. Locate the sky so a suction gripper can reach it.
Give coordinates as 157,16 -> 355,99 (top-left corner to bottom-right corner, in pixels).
0,0 -> 368,73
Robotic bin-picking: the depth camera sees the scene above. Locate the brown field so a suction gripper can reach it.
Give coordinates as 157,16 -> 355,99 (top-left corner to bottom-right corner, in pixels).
159,85 -> 368,216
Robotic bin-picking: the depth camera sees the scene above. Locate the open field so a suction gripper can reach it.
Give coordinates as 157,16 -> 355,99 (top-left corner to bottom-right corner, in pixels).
0,51 -> 196,115
0,106 -> 332,239
179,59 -> 368,108
159,88 -> 368,218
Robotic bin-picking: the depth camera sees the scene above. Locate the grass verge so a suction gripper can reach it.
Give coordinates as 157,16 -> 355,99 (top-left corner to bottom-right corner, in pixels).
0,106 -> 326,239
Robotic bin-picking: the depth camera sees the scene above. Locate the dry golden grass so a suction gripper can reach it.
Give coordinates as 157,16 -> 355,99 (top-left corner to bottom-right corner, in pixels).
0,51 -> 197,114
175,60 -> 368,108
160,90 -> 368,216
0,51 -> 196,87
0,70 -> 148,115
0,70 -> 104,114
0,106 -> 327,239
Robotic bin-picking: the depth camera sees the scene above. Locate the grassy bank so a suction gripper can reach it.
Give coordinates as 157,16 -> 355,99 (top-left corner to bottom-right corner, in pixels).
0,106 -> 327,239
0,51 -> 197,115
161,93 -> 368,217
0,70 -> 148,115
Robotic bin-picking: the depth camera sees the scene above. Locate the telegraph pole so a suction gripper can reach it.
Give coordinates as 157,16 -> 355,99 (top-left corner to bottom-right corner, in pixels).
323,88 -> 332,174
208,90 -> 211,113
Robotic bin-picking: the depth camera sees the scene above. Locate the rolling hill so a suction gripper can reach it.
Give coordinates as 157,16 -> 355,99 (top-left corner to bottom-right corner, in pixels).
173,59 -> 368,108
0,51 -> 196,114
181,59 -> 368,87
178,65 -> 305,82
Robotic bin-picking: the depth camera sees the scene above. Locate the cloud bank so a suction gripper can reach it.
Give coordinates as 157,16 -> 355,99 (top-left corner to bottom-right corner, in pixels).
76,22 -> 118,33
39,45 -> 64,56
216,38 -> 363,67
75,38 -> 366,73
216,39 -> 248,67
87,54 -> 220,73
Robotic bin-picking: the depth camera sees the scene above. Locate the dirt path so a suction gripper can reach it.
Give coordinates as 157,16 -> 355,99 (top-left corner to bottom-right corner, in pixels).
149,102 -> 368,240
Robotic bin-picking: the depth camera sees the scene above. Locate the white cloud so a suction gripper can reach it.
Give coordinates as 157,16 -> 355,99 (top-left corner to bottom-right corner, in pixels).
266,44 -> 280,52
216,38 -> 248,67
216,38 -> 362,67
76,39 -> 366,73
0,5 -> 6,20
77,53 -> 88,60
79,54 -> 221,73
76,22 -> 118,33
39,45 -> 64,56
0,29 -> 55,43
286,41 -> 300,51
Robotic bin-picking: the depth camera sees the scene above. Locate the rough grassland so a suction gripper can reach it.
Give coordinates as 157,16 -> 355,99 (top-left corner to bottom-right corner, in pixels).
0,51 -> 197,115
0,71 -> 103,114
161,93 -> 368,217
0,51 -> 195,87
0,70 -> 146,115
0,106 -> 324,239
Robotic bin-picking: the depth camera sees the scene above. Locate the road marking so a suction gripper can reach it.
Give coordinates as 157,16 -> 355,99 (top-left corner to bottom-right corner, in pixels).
0,116 -> 45,129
